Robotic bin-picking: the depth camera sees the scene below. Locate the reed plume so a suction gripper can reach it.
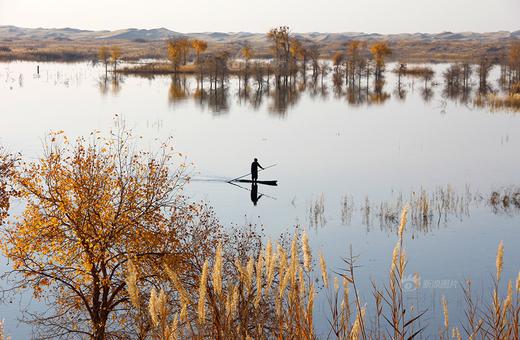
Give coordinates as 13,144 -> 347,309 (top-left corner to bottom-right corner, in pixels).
125,258 -> 139,308
149,288 -> 159,327
398,206 -> 408,240
302,231 -> 312,272
254,251 -> 264,307
212,242 -> 223,296
320,252 -> 329,288
496,240 -> 504,281
198,260 -> 209,324
442,295 -> 449,331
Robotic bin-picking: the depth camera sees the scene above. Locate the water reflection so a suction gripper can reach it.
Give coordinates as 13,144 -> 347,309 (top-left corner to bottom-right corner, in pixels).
98,74 -> 123,96
93,62 -> 520,115
226,179 -> 278,207
250,183 -> 262,206
307,186 -> 520,234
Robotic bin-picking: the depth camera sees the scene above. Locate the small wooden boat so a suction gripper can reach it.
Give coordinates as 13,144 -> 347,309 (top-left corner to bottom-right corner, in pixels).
233,179 -> 278,186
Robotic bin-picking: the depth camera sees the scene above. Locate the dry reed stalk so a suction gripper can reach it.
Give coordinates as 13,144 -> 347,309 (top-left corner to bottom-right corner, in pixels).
442,295 -> 449,332
320,252 -> 329,288
497,241 -> 504,282
254,251 -> 264,307
197,260 -> 209,324
302,231 -> 312,272
349,307 -> 366,340
149,288 -> 159,327
125,259 -> 140,308
212,242 -> 223,296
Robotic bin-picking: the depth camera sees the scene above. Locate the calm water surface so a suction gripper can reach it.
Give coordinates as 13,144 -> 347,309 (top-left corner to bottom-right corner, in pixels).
0,61 -> 519,338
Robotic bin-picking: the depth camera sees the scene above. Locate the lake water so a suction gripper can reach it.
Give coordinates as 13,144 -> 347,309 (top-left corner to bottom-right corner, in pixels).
0,61 -> 519,338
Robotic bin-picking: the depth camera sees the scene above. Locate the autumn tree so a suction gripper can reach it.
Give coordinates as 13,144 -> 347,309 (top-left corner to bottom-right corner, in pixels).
1,126 -> 222,339
477,55 -> 493,93
191,39 -> 207,65
177,38 -> 191,65
98,47 -> 110,77
288,38 -> 302,81
267,26 -> 291,86
191,39 -> 208,84
347,40 -> 363,86
290,38 -> 308,80
110,47 -> 122,72
167,40 -> 182,73
241,42 -> 254,82
508,40 -> 520,91
332,52 -> 344,75
308,44 -> 320,79
370,42 -> 391,81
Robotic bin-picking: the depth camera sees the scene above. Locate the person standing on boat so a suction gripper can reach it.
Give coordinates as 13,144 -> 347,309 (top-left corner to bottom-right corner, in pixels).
251,158 -> 264,182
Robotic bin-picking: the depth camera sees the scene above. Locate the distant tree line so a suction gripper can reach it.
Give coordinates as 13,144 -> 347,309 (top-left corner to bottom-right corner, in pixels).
95,28 -> 520,101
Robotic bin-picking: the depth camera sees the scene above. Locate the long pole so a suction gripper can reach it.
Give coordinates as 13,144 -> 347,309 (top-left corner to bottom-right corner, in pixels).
229,164 -> 277,182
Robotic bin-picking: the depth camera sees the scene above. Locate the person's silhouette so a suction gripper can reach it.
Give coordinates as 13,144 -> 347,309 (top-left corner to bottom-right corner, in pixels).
251,158 -> 264,182
250,183 -> 263,206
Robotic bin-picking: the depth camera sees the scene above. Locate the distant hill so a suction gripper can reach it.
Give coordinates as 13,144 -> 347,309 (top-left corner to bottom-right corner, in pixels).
0,25 -> 518,63
1,25 -> 519,44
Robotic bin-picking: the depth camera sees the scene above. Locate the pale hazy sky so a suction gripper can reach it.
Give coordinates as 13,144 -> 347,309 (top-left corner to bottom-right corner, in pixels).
0,0 -> 518,33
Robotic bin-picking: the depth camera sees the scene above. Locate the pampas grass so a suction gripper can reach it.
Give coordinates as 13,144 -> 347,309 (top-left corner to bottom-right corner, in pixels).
120,207 -> 518,340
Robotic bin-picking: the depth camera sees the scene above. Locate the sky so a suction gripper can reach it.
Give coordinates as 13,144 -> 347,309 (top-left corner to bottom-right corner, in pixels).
0,0 -> 519,34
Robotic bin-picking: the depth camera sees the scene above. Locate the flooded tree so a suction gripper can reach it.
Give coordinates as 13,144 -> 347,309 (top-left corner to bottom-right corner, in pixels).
346,40 -> 363,87
332,52 -> 344,77
370,42 -> 391,81
291,39 -> 308,81
477,55 -> 493,93
507,41 -> 520,93
308,44 -> 320,80
191,39 -> 207,66
443,64 -> 462,97
206,51 -> 230,90
177,38 -> 191,65
267,26 -> 291,87
241,42 -> 253,84
319,61 -> 330,87
167,40 -> 183,73
461,62 -> 472,90
289,38 -> 305,81
110,47 -> 122,72
98,46 -> 110,77
395,63 -> 407,88
394,64 -> 408,100
192,39 -> 208,85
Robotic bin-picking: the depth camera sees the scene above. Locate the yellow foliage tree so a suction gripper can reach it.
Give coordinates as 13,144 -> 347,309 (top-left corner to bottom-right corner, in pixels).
1,126 -> 221,339
191,39 -> 208,82
167,40 -> 182,73
370,42 -> 392,80
241,43 -> 254,80
110,47 -> 122,72
191,39 -> 208,65
98,46 -> 110,76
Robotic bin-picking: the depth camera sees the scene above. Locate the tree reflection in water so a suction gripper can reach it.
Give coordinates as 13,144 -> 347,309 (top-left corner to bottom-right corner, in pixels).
108,64 -> 520,114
